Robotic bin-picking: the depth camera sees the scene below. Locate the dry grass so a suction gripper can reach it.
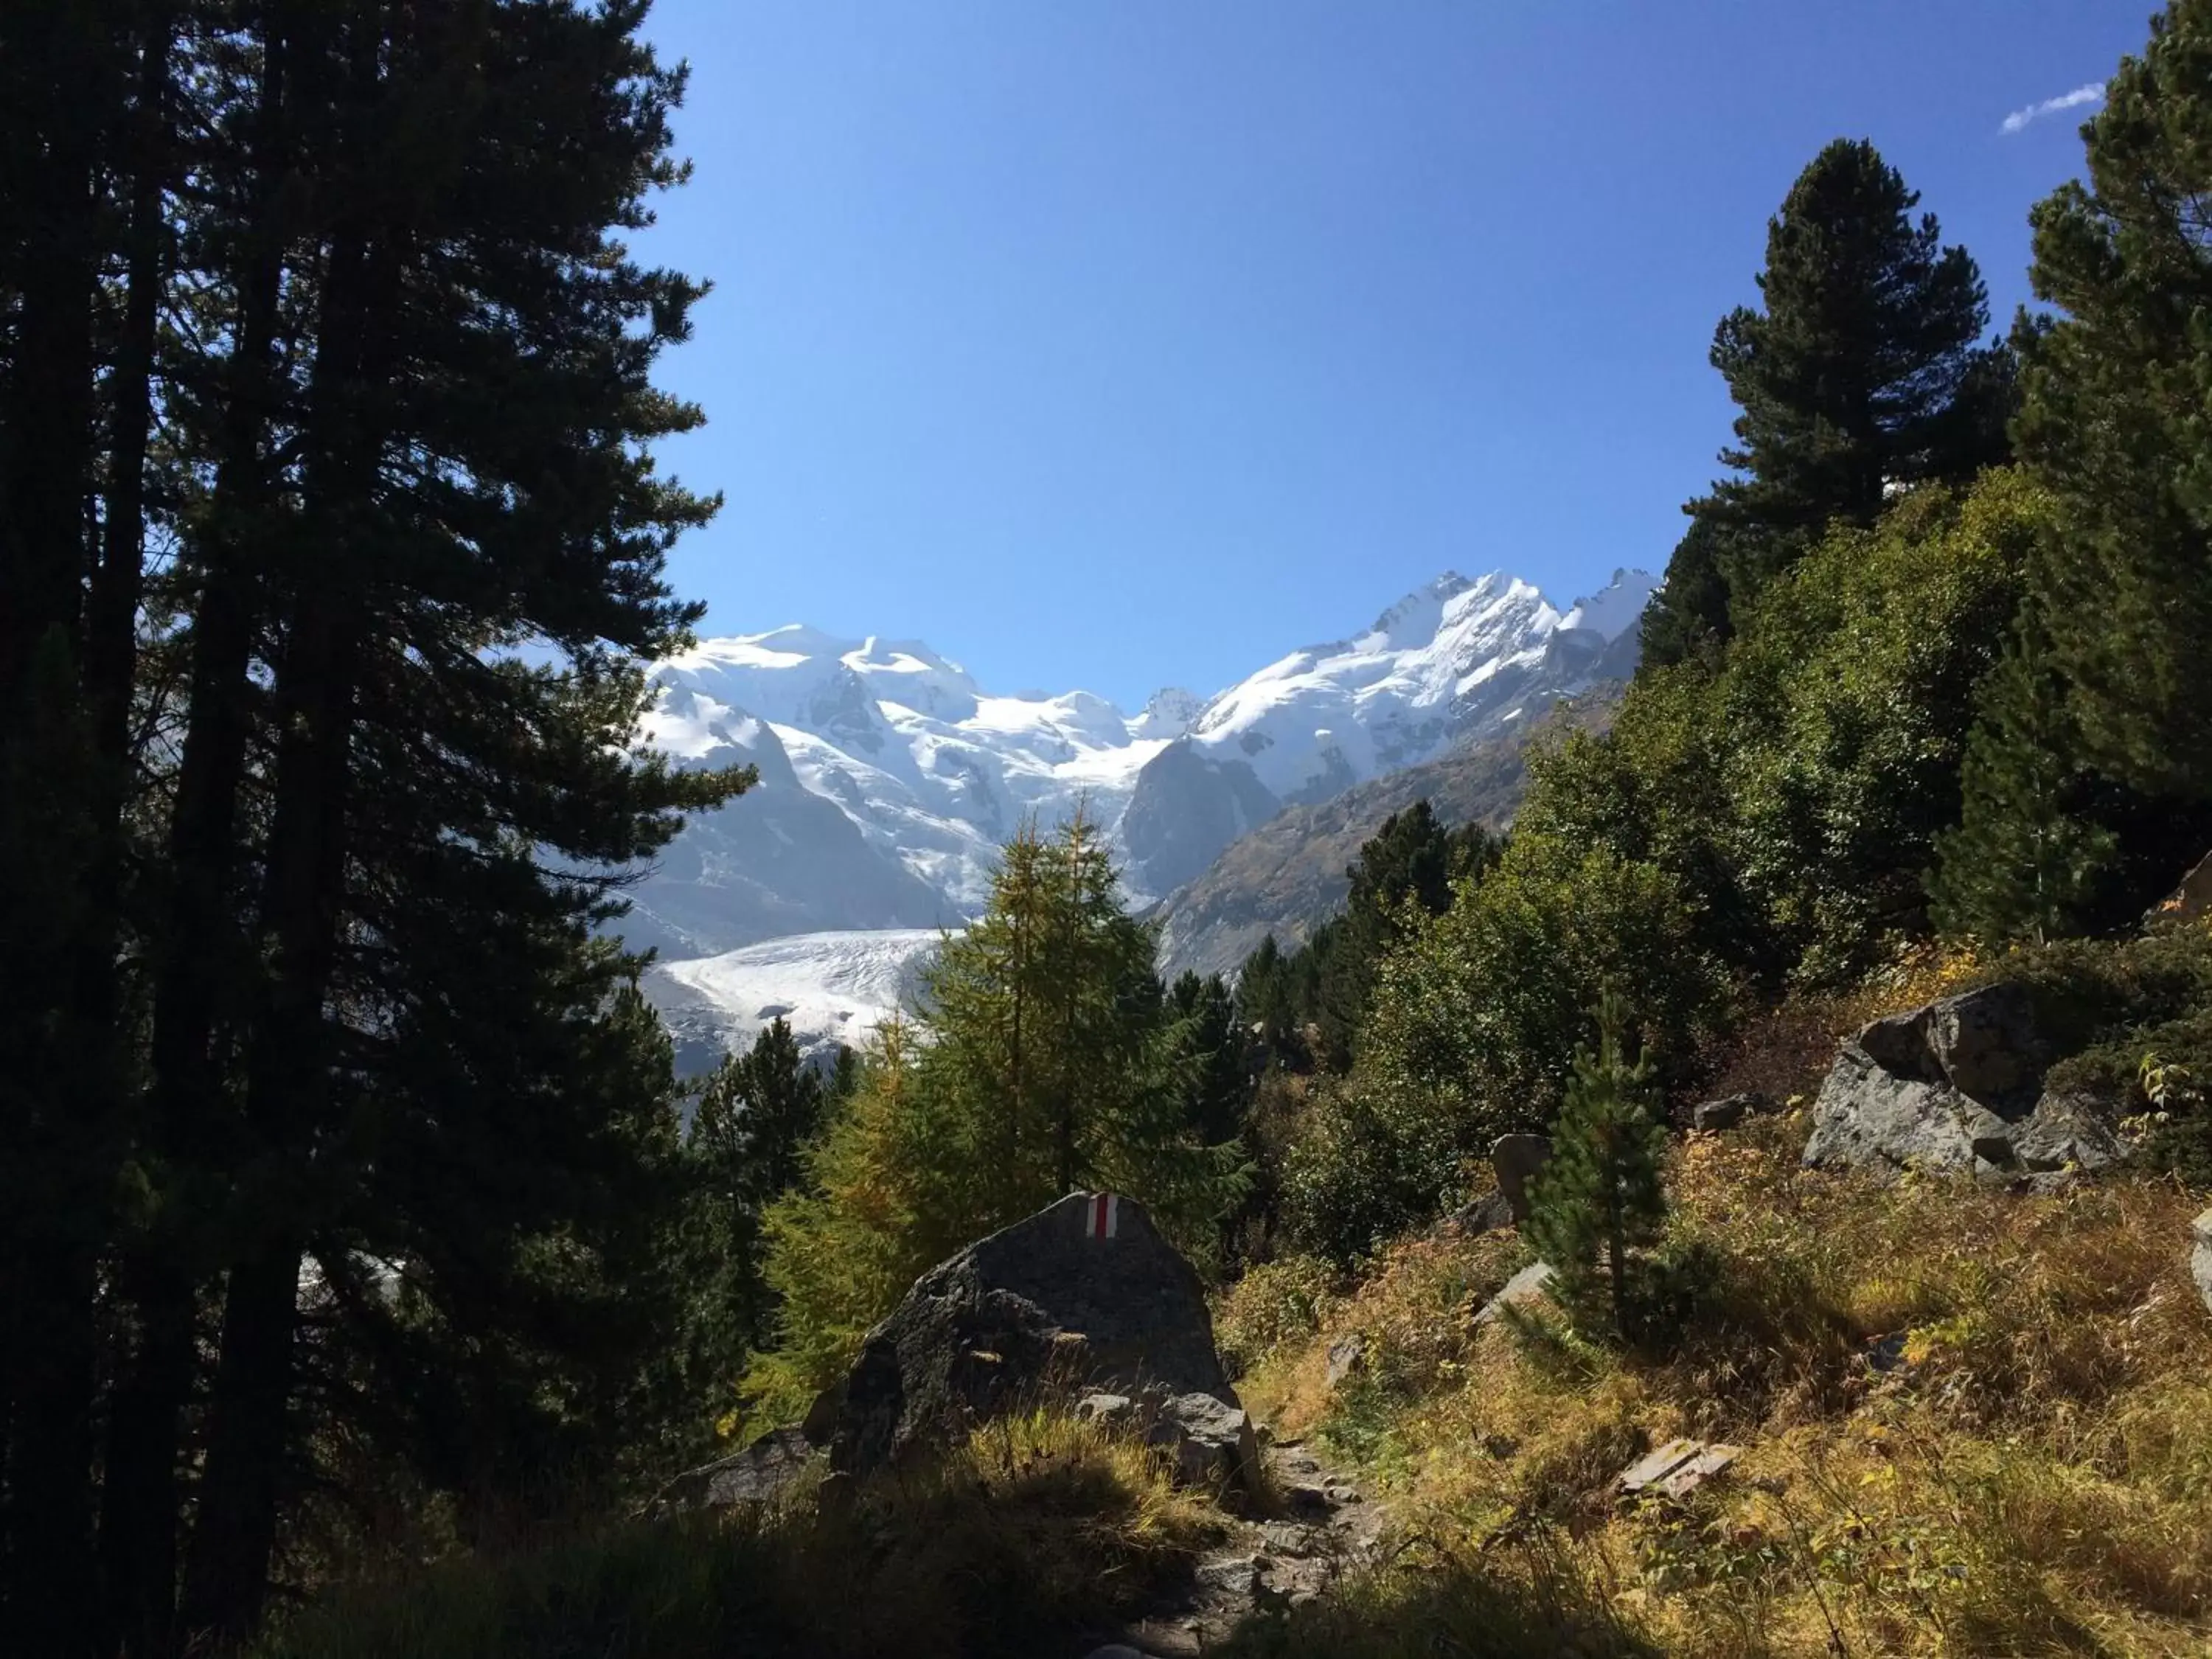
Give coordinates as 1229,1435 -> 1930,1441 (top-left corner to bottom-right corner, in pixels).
1217,1115 -> 2212,1657
253,1410 -> 1222,1659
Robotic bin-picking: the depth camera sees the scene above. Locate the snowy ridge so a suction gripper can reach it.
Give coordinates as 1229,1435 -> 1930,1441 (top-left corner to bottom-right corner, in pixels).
629,565 -> 1655,976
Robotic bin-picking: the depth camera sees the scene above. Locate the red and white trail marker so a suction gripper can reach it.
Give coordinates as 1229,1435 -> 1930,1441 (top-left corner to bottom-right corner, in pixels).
1087,1192 -> 1120,1240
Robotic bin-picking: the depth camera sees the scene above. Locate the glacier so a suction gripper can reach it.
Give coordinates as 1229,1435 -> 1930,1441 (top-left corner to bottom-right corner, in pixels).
625,565 -> 1654,1059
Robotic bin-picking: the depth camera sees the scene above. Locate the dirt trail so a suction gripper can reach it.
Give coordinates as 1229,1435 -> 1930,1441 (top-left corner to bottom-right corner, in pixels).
1075,1430 -> 1392,1658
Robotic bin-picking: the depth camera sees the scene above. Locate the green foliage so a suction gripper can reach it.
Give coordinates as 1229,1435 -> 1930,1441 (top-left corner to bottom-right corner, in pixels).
745,818 -> 1248,1422
1279,833 -> 1717,1263
684,1020 -> 846,1388
2015,0 -> 2212,801
1235,804 -> 1497,1074
1281,1074 -> 1469,1266
1540,470 -> 2049,987
1523,996 -> 1670,1343
1930,602 -> 2118,945
1644,139 -> 2003,667
1164,970 -> 1249,1148
1361,833 -> 1722,1135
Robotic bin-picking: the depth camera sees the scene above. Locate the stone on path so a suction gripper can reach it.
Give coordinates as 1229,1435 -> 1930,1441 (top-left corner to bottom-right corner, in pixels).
1146,1391 -> 1259,1489
1618,1438 -> 1741,1500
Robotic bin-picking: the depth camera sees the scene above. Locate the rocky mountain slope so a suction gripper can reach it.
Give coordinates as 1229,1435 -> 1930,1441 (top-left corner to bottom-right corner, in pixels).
1150,692 -> 1621,981
629,570 -> 1653,958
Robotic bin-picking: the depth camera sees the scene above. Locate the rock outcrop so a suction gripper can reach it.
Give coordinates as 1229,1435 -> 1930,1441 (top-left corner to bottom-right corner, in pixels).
814,1192 -> 1253,1487
1802,984 -> 2126,1178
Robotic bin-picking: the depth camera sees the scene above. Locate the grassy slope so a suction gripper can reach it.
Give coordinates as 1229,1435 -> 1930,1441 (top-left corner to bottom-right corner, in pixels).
1216,1005 -> 2212,1656
259,955 -> 2212,1658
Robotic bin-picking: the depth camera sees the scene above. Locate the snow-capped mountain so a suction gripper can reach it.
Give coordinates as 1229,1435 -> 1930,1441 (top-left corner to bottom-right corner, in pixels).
625,567 -> 1655,959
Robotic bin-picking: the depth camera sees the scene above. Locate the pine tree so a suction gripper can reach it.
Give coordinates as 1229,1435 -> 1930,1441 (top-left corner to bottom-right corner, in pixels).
2014,0 -> 2212,799
745,818 -> 1246,1418
1930,606 -> 2118,945
1166,972 -> 1249,1147
1523,995 -> 1669,1344
1643,139 -> 1999,667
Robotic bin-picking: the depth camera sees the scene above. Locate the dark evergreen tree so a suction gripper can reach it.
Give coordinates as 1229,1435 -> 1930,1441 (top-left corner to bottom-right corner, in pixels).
1643,139 -> 1998,667
1523,995 -> 1669,1343
689,1018 -> 838,1360
1166,971 -> 1248,1148
1930,603 -> 2118,945
2014,0 -> 2212,801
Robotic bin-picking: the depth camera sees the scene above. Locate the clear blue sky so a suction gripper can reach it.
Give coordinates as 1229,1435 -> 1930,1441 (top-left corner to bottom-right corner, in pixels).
633,1 -> 2144,708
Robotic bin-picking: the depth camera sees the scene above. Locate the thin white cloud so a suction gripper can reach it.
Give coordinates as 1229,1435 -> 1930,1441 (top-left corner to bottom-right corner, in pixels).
2000,82 -> 2105,135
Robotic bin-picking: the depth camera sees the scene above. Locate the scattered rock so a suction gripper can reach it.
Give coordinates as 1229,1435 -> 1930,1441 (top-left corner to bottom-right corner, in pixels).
1076,1392 -> 1136,1427
1491,1134 -> 1554,1222
1618,1438 -> 1741,1500
1324,1335 -> 1365,1388
1284,1481 -> 1334,1516
651,1426 -> 816,1513
1691,1091 -> 1773,1132
2194,1209 -> 2212,1317
1864,1332 -> 1908,1374
1445,1187 -> 1517,1236
1147,1391 -> 1260,1489
818,1192 -> 1242,1481
1803,985 -> 2124,1178
1475,1260 -> 1557,1324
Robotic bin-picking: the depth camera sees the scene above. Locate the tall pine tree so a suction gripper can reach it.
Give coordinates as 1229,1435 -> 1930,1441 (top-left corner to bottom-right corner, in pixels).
1642,139 -> 2001,667
2014,0 -> 2212,801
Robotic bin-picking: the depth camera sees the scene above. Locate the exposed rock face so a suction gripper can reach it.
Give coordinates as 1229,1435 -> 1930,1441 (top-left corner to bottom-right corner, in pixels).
1120,740 -> 1282,902
1491,1134 -> 1554,1222
817,1192 -> 1243,1483
1803,984 -> 2125,1177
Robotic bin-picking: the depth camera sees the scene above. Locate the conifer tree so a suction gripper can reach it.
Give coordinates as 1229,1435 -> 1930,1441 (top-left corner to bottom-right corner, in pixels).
2014,0 -> 2212,799
1523,995 -> 1669,1343
745,818 -> 1245,1418
1930,605 -> 2118,945
1166,971 -> 1249,1147
1643,139 -> 2000,667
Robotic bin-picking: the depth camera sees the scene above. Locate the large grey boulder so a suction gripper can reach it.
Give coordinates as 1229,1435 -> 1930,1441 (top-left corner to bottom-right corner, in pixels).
1803,984 -> 2124,1177
1491,1134 -> 1554,1222
817,1192 -> 1244,1482
2193,1210 -> 2212,1316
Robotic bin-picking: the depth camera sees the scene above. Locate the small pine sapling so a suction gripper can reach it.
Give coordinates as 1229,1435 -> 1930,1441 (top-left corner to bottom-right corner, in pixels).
1524,993 -> 1670,1343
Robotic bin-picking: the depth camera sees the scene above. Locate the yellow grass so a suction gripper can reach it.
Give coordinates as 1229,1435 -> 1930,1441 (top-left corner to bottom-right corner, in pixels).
1220,1110 -> 2212,1656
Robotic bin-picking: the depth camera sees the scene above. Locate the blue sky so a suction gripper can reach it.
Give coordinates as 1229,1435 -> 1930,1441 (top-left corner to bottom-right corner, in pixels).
634,1 -> 2145,709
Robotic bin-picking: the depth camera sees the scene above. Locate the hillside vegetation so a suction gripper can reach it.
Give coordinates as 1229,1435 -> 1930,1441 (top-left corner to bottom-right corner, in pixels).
15,1 -> 2212,1655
